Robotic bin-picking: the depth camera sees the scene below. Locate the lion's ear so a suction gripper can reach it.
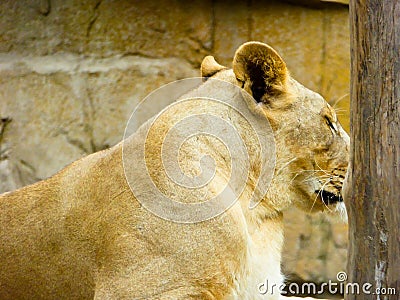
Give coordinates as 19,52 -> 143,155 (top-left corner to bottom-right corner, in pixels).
233,42 -> 288,103
201,56 -> 226,79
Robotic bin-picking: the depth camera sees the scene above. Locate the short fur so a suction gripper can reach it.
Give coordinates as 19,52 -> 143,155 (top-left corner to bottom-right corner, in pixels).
0,42 -> 349,299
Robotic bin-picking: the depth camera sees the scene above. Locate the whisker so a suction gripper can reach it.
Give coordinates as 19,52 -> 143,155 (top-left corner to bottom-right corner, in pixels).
309,177 -> 333,213
275,158 -> 297,176
302,175 -> 336,183
332,93 -> 349,109
319,180 -> 334,212
287,172 -> 301,188
314,161 -> 331,177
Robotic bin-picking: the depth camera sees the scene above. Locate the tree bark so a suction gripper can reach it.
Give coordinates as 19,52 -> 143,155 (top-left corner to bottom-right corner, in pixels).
346,1 -> 400,299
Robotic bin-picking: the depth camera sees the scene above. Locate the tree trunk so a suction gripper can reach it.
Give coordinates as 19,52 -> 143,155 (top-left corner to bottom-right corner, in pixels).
346,1 -> 400,299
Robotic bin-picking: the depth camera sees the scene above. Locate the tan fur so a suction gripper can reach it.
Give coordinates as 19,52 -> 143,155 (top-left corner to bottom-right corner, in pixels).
201,55 -> 227,78
0,42 -> 349,299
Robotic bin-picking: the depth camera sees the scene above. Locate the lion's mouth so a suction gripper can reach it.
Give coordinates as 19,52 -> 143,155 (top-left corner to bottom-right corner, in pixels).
315,190 -> 343,205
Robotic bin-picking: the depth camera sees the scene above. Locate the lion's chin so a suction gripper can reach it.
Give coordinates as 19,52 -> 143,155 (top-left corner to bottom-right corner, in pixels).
334,201 -> 348,223
322,201 -> 348,223
311,190 -> 347,221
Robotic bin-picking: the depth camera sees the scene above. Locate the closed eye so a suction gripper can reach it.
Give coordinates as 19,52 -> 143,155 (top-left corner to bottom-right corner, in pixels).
325,116 -> 337,132
236,77 -> 245,88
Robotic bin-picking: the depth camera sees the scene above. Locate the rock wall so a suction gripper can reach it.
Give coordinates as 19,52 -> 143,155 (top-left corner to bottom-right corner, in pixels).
0,0 -> 350,285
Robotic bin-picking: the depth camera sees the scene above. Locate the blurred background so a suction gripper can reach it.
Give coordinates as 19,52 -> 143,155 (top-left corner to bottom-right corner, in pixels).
0,0 -> 350,294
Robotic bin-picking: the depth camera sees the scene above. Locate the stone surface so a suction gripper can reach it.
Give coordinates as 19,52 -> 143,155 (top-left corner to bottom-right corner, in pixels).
213,1 -> 250,67
0,54 -> 197,186
283,0 -> 348,5
283,207 -> 348,282
0,0 -> 213,64
320,7 -> 351,130
85,57 -> 197,149
88,0 -> 213,64
0,0 -> 350,286
0,70 -> 90,181
0,0 -> 96,55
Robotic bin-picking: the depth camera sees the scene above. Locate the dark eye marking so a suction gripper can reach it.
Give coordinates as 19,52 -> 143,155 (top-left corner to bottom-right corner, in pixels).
236,78 -> 245,88
325,116 -> 336,132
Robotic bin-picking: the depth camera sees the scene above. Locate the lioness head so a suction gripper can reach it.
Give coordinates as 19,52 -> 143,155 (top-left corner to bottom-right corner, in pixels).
201,42 -> 349,217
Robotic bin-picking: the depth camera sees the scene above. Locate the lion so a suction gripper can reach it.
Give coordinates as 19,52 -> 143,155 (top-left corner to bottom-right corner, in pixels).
0,42 -> 349,299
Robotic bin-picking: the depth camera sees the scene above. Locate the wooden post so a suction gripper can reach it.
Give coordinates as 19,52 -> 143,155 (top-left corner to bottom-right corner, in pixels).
346,1 -> 400,299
